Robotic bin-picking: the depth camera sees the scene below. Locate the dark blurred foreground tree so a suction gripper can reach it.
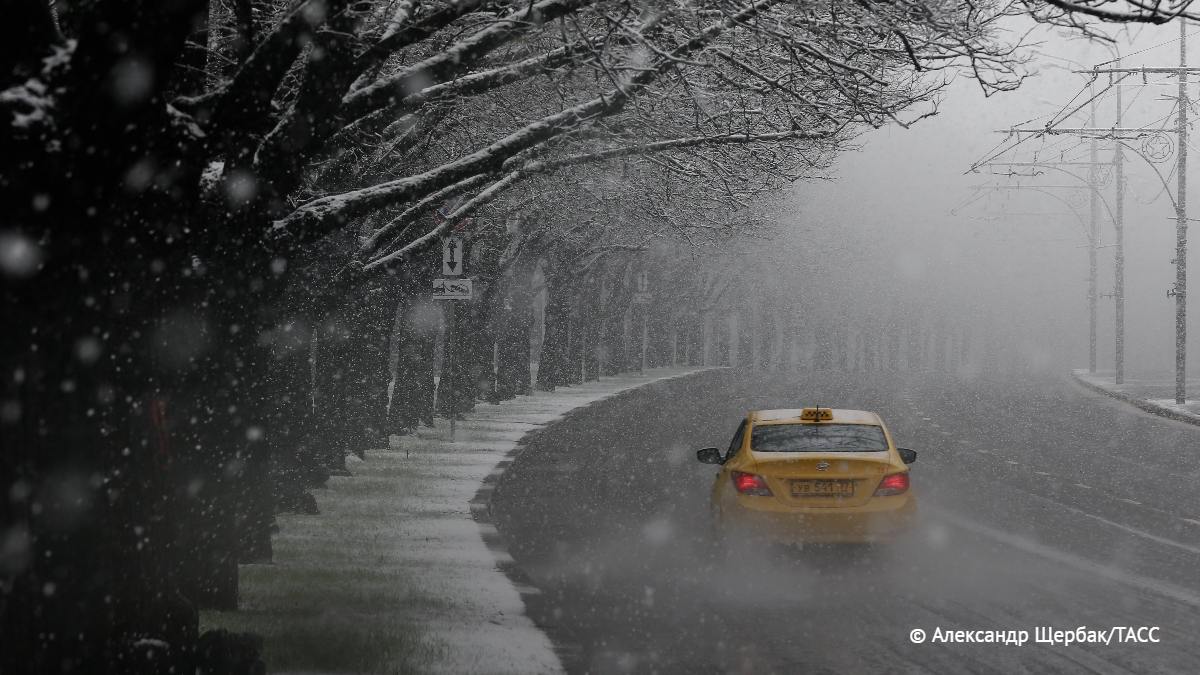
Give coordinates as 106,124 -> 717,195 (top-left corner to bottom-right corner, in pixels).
0,0 -> 1174,672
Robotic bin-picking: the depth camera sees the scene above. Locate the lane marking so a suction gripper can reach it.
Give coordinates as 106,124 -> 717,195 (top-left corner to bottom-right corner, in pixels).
1006,460 -> 1019,465
933,509 -> 1200,609
1034,471 -> 1051,477
1047,501 -> 1200,556
1183,518 -> 1200,527
1119,498 -> 1143,506
1074,483 -> 1092,490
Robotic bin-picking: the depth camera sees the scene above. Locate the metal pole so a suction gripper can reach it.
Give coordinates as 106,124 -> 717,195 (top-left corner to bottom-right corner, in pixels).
448,303 -> 456,440
640,310 -> 648,372
1177,23 -> 1189,404
1114,58 -> 1126,385
1089,103 -> 1100,374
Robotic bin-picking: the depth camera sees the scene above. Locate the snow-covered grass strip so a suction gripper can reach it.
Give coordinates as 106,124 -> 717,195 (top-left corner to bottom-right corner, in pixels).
1072,369 -> 1200,426
201,366 -> 709,674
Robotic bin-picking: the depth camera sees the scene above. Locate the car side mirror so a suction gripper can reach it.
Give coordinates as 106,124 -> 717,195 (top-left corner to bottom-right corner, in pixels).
697,447 -> 723,465
898,448 -> 917,464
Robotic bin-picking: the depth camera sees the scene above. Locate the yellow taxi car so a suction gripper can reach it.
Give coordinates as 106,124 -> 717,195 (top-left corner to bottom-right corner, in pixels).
697,407 -> 917,544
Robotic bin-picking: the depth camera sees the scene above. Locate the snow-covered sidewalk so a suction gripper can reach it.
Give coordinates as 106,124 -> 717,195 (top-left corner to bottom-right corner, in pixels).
201,367 -> 708,674
1072,369 -> 1200,425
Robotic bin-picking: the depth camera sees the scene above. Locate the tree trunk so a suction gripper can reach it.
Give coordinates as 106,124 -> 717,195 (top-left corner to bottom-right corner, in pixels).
390,293 -> 438,432
566,300 -> 585,384
438,299 -> 476,416
388,249 -> 440,432
495,258 -> 535,398
580,274 -> 602,381
536,274 -> 573,391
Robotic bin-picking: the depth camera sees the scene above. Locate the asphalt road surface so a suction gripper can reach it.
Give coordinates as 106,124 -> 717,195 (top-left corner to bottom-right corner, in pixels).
490,369 -> 1200,674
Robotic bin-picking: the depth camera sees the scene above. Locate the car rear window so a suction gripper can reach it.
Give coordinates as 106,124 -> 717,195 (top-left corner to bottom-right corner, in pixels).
750,423 -> 888,452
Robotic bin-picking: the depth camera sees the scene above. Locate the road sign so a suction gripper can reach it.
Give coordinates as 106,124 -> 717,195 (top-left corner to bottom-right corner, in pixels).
442,236 -> 464,276
433,277 -> 472,300
1142,133 -> 1174,163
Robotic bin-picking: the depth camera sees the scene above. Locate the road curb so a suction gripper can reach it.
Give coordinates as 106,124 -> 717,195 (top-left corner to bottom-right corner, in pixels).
469,367 -> 724,670
1069,370 -> 1200,427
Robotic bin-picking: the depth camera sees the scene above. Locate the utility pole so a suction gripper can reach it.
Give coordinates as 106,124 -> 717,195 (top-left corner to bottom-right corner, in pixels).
1114,58 -> 1127,385
1175,22 -> 1189,404
1089,99 -> 1100,374
1079,31 -> 1191,400
999,38 -> 1200,395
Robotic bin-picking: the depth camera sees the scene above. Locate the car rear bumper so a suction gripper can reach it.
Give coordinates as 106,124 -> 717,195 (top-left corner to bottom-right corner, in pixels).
718,495 -> 917,544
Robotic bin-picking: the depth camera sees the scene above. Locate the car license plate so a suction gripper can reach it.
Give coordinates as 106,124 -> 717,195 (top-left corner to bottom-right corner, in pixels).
791,480 -> 855,497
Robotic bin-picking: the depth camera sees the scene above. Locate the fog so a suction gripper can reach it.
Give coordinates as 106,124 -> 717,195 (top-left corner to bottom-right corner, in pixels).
13,5 -> 1200,674
783,24 -> 1200,378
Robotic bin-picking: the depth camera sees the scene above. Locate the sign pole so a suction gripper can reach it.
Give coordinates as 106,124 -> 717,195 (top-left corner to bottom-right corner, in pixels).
434,217 -> 474,438
448,303 -> 456,441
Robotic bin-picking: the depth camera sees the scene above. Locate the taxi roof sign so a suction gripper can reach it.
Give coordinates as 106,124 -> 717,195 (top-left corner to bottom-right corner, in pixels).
799,407 -> 834,421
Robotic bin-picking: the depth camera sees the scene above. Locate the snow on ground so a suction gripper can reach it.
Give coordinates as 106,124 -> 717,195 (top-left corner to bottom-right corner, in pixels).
1073,369 -> 1200,422
202,367 -> 708,674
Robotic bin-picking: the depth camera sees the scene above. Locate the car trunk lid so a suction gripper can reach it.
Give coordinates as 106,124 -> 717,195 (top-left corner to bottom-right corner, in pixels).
750,452 -> 893,507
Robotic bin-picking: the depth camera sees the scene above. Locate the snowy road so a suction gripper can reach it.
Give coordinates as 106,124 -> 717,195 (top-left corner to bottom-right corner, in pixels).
491,370 -> 1200,674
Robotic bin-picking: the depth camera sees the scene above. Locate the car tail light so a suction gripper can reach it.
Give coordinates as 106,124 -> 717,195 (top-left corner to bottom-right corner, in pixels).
874,472 -> 910,496
732,471 -> 773,496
